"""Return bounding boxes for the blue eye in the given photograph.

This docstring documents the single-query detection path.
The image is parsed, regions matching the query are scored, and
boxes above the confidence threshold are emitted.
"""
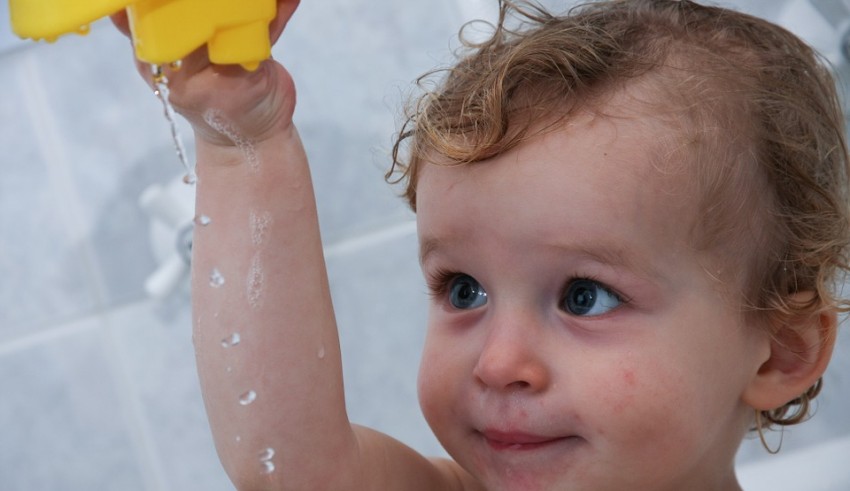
[448,274,488,309]
[562,279,621,316]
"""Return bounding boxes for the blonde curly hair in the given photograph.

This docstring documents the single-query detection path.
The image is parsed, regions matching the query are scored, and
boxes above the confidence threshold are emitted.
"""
[388,0,850,434]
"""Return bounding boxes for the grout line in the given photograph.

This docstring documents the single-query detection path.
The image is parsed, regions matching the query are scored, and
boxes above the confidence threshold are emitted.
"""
[17,51,90,246]
[17,52,170,491]
[16,49,112,312]
[0,297,149,356]
[0,317,100,357]
[100,305,171,491]
[323,220,417,259]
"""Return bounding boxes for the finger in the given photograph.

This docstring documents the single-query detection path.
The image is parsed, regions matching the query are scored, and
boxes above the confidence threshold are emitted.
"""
[269,0,301,45]
[110,10,131,37]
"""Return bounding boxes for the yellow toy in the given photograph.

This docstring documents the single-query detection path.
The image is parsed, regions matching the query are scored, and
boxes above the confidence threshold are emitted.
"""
[8,0,276,71]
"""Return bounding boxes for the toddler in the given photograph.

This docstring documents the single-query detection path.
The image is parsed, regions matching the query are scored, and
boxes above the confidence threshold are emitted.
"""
[114,0,850,489]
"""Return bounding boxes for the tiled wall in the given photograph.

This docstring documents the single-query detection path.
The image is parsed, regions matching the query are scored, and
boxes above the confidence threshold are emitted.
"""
[1,0,849,490]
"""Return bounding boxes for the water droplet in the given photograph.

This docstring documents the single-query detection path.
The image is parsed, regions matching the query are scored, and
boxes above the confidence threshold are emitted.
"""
[259,447,275,461]
[221,333,241,348]
[183,172,197,185]
[169,59,183,71]
[235,435,242,443]
[226,366,233,373]
[151,64,167,85]
[203,110,260,171]
[210,268,225,287]
[317,345,326,359]
[259,447,276,474]
[239,390,257,405]
[195,214,211,226]
[77,24,90,35]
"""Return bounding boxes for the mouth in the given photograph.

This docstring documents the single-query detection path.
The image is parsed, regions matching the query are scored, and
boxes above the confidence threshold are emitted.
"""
[480,429,577,451]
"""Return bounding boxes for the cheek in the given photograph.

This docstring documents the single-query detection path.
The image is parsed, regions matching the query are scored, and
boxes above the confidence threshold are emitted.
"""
[604,368,638,416]
[590,360,700,444]
[416,352,441,419]
[417,333,461,428]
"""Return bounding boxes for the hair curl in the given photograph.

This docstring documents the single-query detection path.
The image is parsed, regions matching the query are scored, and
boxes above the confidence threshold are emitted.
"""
[388,0,850,435]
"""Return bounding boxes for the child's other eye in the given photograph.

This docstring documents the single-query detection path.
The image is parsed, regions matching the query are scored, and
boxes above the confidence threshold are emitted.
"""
[561,279,622,316]
[448,274,488,310]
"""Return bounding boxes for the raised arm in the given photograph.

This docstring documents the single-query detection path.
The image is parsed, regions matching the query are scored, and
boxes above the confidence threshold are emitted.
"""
[113,3,477,490]
[189,69,354,490]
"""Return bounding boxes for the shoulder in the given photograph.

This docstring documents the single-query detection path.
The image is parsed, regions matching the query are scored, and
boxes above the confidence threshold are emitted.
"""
[352,425,485,491]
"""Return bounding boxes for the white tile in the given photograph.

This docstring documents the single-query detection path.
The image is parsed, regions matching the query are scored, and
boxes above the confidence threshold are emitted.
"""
[0,318,147,491]
[25,21,194,306]
[0,48,99,339]
[281,0,460,243]
[326,227,446,457]
[108,300,233,491]
[738,434,850,491]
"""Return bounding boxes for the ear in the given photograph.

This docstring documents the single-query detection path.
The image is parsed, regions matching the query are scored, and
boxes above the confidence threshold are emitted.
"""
[742,293,838,412]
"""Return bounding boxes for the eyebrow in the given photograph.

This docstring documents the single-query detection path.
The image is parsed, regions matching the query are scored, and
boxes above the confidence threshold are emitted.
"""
[419,236,658,277]
[418,237,442,266]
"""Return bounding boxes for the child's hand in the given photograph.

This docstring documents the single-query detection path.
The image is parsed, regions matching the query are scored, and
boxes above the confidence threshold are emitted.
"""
[110,0,300,149]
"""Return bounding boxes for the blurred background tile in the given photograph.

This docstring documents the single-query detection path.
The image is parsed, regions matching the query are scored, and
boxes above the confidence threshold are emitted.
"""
[0,317,148,491]
[109,300,233,490]
[326,225,445,457]
[0,48,100,341]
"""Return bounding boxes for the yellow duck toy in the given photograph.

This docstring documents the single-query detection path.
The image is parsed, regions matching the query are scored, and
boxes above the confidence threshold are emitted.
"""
[9,0,276,70]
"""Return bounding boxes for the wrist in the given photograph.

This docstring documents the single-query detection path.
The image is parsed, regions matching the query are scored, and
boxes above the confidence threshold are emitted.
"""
[194,121,301,172]
[184,60,298,154]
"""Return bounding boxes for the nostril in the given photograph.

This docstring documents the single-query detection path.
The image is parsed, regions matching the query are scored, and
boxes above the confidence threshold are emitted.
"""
[508,381,531,390]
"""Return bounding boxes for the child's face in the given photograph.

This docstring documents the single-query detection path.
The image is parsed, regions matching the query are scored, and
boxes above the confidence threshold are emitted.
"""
[414,109,768,490]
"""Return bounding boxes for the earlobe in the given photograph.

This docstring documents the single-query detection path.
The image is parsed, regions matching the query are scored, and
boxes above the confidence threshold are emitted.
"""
[742,296,837,412]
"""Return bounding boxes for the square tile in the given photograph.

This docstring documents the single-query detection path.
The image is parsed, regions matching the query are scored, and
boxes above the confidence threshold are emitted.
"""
[279,0,461,243]
[0,318,147,491]
[109,299,233,491]
[0,48,99,339]
[325,226,446,456]
[30,21,192,306]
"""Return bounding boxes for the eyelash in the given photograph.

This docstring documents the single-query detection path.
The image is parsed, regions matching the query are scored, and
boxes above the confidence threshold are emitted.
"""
[564,274,627,298]
[425,268,459,299]
[425,269,630,307]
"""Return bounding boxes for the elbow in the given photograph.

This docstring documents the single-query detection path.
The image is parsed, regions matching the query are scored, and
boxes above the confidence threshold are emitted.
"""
[226,463,354,491]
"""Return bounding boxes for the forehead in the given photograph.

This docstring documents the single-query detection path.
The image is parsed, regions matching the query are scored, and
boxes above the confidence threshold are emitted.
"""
[417,109,695,219]
[416,110,698,256]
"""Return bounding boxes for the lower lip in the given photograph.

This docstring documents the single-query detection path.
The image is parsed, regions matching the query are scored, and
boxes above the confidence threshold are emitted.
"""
[483,435,571,452]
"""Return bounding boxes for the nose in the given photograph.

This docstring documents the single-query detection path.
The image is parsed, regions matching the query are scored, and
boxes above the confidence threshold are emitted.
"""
[472,310,550,392]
